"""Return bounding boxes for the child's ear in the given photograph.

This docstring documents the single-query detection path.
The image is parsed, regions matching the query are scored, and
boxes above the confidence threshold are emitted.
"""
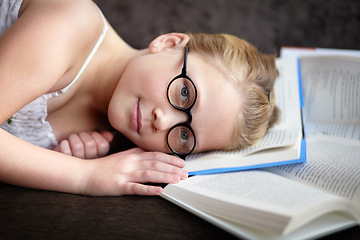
[149,33,190,53]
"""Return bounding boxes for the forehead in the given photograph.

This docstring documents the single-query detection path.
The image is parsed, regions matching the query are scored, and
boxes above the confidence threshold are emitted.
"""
[188,53,240,152]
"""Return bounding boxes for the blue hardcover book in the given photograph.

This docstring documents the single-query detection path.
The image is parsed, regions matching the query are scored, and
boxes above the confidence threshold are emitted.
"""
[185,57,306,175]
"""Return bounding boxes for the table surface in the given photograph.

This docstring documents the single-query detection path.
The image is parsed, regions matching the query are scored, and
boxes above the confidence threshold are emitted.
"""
[0,182,359,240]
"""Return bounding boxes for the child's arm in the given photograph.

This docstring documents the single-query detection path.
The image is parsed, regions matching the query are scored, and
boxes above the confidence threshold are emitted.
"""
[0,129,186,196]
[0,0,187,196]
[53,131,114,159]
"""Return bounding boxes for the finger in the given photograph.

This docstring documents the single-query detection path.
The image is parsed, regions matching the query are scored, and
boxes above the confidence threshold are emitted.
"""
[122,182,163,196]
[100,131,114,142]
[90,132,111,157]
[138,160,188,179]
[78,132,98,159]
[129,169,183,184]
[140,152,186,168]
[68,134,85,158]
[116,147,145,156]
[59,140,72,156]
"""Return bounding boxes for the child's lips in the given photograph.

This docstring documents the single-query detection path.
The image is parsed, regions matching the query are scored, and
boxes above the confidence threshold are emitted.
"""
[131,99,142,133]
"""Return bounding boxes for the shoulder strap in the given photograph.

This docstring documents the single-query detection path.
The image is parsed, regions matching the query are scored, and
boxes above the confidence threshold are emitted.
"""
[45,5,108,99]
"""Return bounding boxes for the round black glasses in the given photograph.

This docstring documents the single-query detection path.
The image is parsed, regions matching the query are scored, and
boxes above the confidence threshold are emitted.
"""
[166,46,197,160]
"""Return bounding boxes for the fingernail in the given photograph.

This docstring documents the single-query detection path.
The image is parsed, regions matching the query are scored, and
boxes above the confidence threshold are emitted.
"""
[154,187,163,195]
[181,171,188,180]
[172,175,180,183]
[178,159,186,167]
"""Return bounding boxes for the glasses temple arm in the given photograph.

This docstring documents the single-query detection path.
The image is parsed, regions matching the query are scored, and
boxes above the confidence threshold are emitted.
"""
[181,46,189,74]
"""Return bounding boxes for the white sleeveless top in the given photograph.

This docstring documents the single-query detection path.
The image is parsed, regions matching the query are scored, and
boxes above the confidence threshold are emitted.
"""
[0,0,108,149]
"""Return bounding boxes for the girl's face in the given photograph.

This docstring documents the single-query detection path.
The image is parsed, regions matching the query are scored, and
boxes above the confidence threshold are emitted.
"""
[108,48,240,154]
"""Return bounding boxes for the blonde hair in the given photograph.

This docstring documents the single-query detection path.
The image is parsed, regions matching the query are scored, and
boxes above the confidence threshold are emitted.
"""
[187,33,279,151]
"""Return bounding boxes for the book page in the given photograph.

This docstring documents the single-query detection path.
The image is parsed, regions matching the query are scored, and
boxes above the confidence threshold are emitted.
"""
[187,170,332,209]
[184,135,302,173]
[305,121,360,140]
[187,57,302,161]
[168,200,358,240]
[267,135,360,217]
[163,169,346,234]
[300,56,360,124]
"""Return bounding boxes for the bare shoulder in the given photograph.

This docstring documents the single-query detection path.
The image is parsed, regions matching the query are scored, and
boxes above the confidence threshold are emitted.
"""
[20,0,101,21]
[21,0,106,86]
[20,0,104,47]
[0,0,105,123]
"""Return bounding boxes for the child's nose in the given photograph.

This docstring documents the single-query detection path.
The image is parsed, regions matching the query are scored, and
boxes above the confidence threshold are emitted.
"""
[152,107,188,132]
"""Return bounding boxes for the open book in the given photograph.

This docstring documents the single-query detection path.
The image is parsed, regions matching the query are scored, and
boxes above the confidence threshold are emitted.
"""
[186,57,306,175]
[162,50,360,239]
[162,135,360,239]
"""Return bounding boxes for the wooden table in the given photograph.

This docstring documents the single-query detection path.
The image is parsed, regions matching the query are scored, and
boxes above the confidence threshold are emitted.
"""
[0,183,359,240]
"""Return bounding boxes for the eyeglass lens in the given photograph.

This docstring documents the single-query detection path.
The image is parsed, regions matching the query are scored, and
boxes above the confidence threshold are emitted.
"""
[167,77,196,110]
[167,125,195,154]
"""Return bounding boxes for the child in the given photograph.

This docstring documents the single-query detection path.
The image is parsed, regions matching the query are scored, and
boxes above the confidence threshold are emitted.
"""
[0,0,278,196]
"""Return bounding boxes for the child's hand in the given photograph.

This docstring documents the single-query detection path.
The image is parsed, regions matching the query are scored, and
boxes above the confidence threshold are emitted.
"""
[53,131,114,159]
[80,148,188,196]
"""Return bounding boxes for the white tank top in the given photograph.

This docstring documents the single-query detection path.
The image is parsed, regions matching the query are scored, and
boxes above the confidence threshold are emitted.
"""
[0,0,109,149]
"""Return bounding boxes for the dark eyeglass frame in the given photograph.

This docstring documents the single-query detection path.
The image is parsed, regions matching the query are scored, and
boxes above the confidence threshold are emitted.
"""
[166,46,197,160]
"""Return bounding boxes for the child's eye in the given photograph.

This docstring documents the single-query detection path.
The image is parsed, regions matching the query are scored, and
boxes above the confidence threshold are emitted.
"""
[180,84,189,102]
[180,128,188,141]
[181,85,188,98]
